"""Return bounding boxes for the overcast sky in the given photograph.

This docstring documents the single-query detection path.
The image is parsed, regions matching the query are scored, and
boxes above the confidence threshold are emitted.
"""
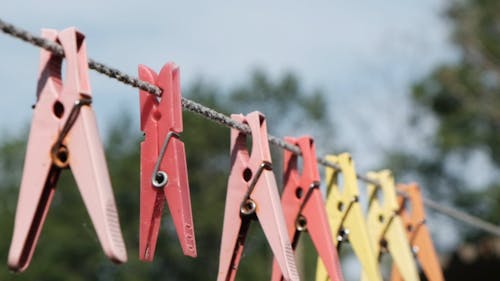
[1,0,457,165]
[1,0,467,261]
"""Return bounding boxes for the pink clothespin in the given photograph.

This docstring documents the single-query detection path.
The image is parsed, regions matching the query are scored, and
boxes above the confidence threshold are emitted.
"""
[217,112,300,281]
[271,136,344,281]
[138,63,196,261]
[8,28,127,272]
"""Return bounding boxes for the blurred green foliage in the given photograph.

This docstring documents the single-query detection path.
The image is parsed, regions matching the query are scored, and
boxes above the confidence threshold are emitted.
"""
[0,69,331,280]
[385,0,500,239]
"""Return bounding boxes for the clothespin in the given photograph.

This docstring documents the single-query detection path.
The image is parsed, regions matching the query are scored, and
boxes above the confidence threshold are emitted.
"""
[271,137,343,281]
[8,28,127,272]
[217,112,300,281]
[390,183,444,281]
[316,154,383,281]
[361,170,420,281]
[138,63,196,261]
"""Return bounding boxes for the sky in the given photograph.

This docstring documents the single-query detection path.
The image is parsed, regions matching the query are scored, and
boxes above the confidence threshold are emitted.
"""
[0,0,457,168]
[0,0,467,271]
[0,0,456,160]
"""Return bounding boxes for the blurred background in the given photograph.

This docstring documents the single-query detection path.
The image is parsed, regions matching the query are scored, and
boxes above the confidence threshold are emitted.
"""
[0,0,499,280]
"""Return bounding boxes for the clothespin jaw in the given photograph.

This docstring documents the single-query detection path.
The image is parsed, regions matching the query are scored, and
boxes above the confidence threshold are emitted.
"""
[138,63,196,261]
[217,112,299,281]
[361,171,420,281]
[271,137,343,281]
[8,28,127,272]
[390,183,444,281]
[316,154,382,281]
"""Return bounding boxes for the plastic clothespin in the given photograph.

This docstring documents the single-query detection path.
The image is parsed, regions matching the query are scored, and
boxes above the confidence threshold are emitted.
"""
[138,63,196,261]
[316,154,383,281]
[390,183,444,281]
[8,28,127,272]
[271,137,344,281]
[361,170,420,281]
[217,112,300,281]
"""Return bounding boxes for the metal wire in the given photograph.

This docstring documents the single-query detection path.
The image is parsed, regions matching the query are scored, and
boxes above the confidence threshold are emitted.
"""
[422,197,500,236]
[1,18,499,237]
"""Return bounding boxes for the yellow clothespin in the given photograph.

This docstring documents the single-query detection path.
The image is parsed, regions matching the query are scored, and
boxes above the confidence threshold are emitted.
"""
[316,154,383,281]
[390,183,444,281]
[361,170,420,281]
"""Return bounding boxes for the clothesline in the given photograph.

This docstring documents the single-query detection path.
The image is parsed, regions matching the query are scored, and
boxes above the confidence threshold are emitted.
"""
[1,18,499,237]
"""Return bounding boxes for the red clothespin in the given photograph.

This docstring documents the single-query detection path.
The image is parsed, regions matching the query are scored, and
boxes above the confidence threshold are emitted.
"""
[8,28,127,272]
[271,136,344,281]
[391,183,444,281]
[138,63,196,261]
[217,112,300,281]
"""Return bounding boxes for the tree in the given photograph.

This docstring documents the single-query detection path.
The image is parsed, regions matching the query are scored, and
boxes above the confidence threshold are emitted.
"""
[384,0,500,278]
[0,69,331,280]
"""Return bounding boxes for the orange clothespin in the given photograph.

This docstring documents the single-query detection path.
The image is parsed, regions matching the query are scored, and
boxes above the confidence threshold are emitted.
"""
[316,154,383,281]
[271,137,344,281]
[361,170,420,281]
[138,63,196,261]
[217,112,300,281]
[390,183,444,281]
[8,28,127,272]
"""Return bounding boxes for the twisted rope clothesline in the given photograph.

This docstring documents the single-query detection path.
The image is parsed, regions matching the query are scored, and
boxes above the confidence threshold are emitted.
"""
[1,18,499,237]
